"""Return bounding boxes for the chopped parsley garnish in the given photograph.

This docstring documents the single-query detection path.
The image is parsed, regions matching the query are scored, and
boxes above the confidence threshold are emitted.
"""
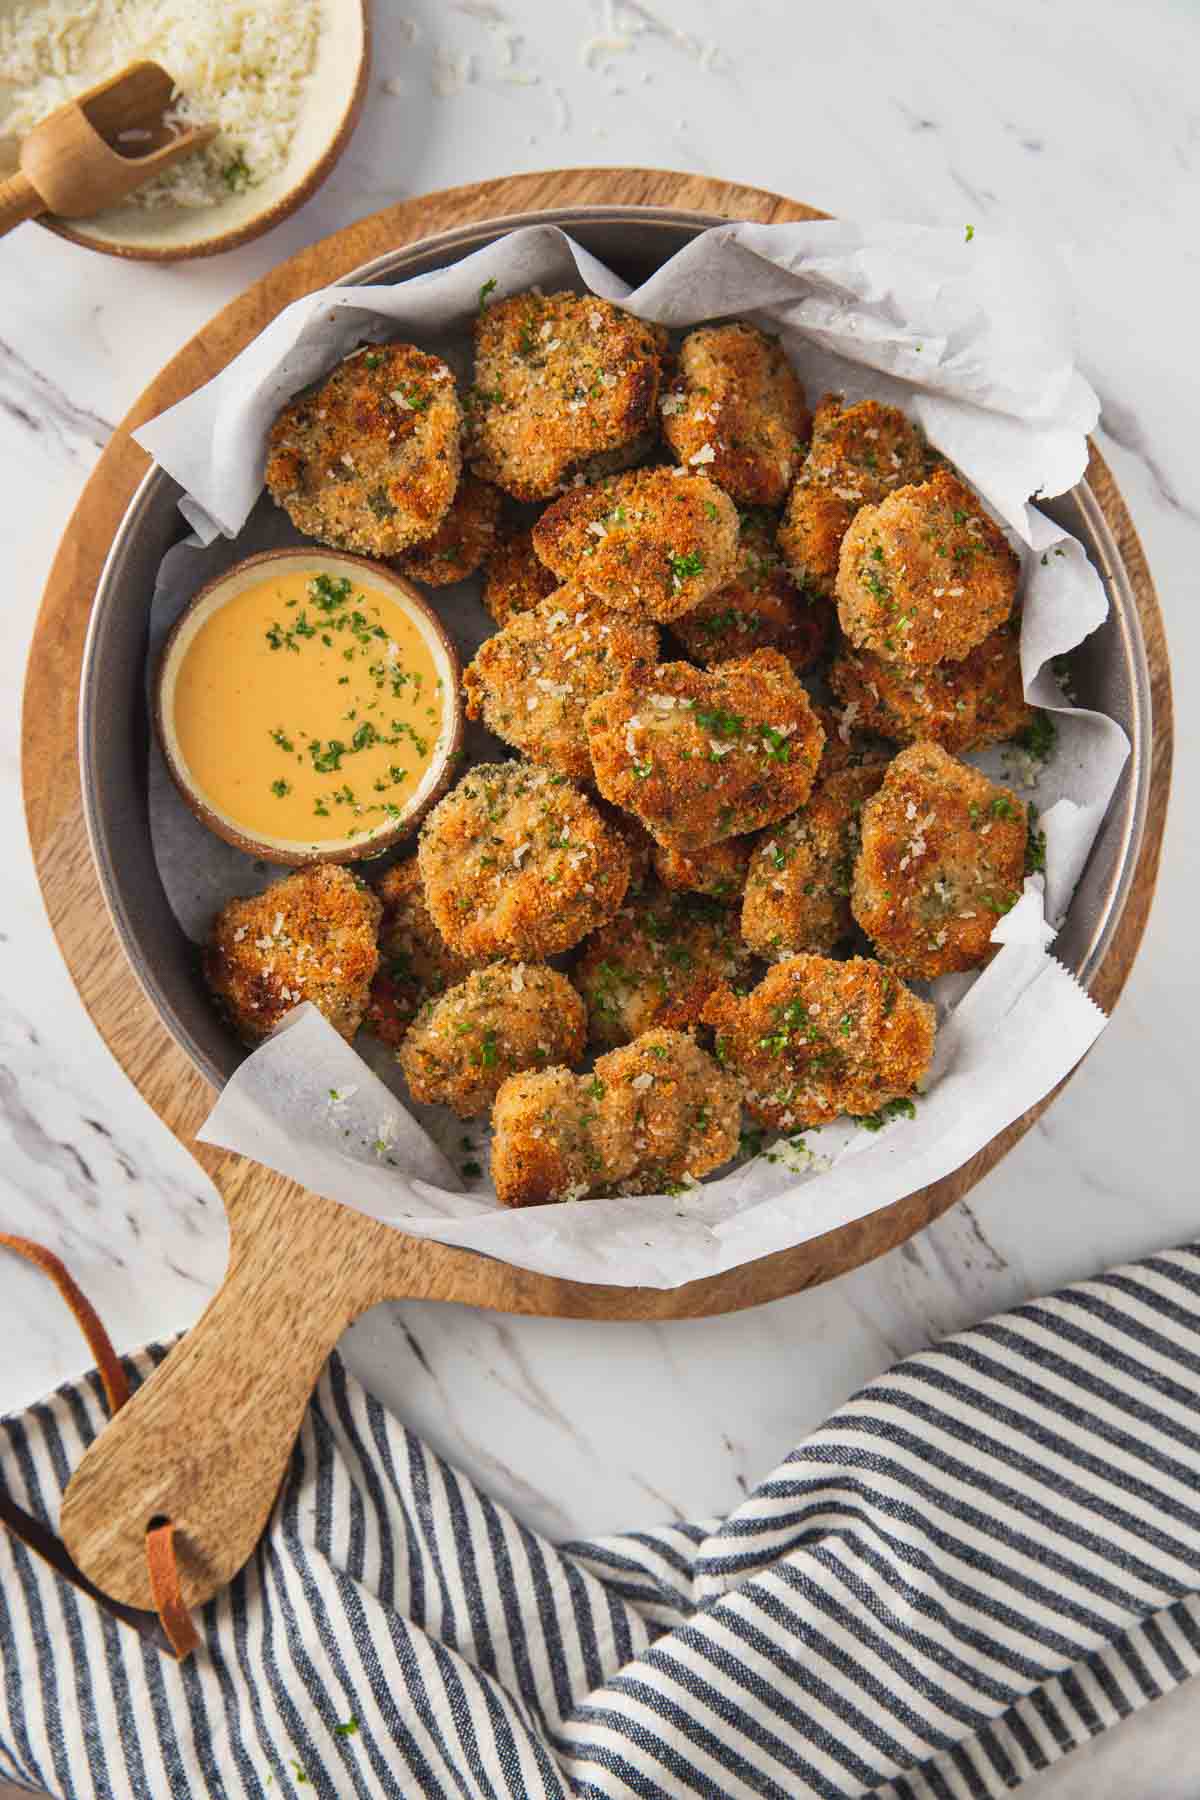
[270,779,291,798]
[859,1095,917,1132]
[462,1160,482,1178]
[1025,804,1047,874]
[477,1030,499,1068]
[1016,711,1057,761]
[668,550,706,588]
[964,223,975,242]
[478,277,497,310]
[270,728,294,752]
[222,151,251,193]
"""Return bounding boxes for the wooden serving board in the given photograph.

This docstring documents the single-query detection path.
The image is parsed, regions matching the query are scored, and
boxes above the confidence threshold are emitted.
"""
[21,169,1173,1615]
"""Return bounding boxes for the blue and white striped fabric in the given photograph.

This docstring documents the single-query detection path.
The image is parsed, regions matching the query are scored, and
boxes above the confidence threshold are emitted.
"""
[5,1246,1200,1798]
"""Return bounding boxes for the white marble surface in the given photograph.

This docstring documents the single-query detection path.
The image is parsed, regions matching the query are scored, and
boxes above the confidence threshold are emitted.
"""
[1,0,1199,1791]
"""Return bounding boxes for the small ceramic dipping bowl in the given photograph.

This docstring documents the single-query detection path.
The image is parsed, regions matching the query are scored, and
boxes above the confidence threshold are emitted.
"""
[155,547,463,867]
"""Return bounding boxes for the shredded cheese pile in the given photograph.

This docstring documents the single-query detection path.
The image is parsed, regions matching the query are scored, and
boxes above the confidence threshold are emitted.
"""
[0,0,320,209]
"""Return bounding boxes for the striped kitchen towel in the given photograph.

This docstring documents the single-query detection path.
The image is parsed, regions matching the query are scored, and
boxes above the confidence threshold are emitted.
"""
[4,1246,1200,1799]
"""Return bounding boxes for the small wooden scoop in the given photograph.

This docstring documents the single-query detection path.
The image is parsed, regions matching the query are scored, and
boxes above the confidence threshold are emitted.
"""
[0,60,216,237]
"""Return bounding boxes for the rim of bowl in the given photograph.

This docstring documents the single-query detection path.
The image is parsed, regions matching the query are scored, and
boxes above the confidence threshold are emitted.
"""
[153,546,463,866]
[35,0,370,263]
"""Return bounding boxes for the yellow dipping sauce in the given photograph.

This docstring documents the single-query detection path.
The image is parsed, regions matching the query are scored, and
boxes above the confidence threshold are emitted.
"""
[170,566,448,850]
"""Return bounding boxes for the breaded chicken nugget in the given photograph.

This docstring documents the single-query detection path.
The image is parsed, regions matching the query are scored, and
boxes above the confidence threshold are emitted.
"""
[265,343,462,556]
[585,650,825,852]
[595,799,656,895]
[652,835,754,900]
[659,322,811,506]
[468,291,666,500]
[397,474,502,586]
[418,761,630,959]
[741,762,887,959]
[481,524,560,626]
[363,857,478,1048]
[205,864,381,1047]
[532,467,739,623]
[778,399,927,601]
[852,742,1027,979]
[670,507,831,673]
[829,614,1032,754]
[462,586,659,780]
[806,396,928,501]
[575,885,754,1048]
[703,954,934,1131]
[837,468,1019,668]
[397,961,585,1117]
[490,1028,741,1206]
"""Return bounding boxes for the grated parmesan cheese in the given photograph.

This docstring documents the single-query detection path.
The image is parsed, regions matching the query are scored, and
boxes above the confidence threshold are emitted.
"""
[0,0,321,210]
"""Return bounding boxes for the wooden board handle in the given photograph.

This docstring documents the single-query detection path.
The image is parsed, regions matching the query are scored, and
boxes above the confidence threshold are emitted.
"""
[0,171,43,236]
[59,1184,382,1613]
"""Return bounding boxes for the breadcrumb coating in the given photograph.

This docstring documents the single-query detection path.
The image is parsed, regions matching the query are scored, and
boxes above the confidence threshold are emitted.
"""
[652,835,754,900]
[703,954,934,1130]
[670,507,830,673]
[397,474,502,586]
[742,762,888,959]
[265,343,462,555]
[584,649,825,852]
[463,586,659,780]
[363,857,478,1048]
[205,864,381,1047]
[418,761,630,959]
[398,961,585,1117]
[532,467,739,623]
[829,615,1033,754]
[490,1028,740,1206]
[468,291,666,500]
[575,884,754,1048]
[481,524,559,626]
[778,398,927,600]
[852,742,1027,978]
[659,321,811,506]
[836,468,1019,668]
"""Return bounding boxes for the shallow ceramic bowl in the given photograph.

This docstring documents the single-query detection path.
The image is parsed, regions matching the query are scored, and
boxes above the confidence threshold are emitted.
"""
[154,547,463,866]
[0,0,368,261]
[79,206,1153,1090]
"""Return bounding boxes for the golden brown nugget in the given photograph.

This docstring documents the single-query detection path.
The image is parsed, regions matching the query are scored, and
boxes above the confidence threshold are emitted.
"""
[397,474,502,586]
[652,835,754,900]
[205,864,381,1047]
[574,885,754,1049]
[490,1028,741,1206]
[481,524,560,626]
[703,954,934,1131]
[468,291,666,500]
[462,587,659,780]
[398,962,585,1118]
[778,399,927,601]
[532,467,739,623]
[418,761,630,959]
[363,857,479,1048]
[265,343,462,556]
[836,467,1019,668]
[829,615,1033,754]
[584,649,825,852]
[659,321,811,506]
[852,742,1027,979]
[806,396,927,501]
[742,762,887,959]
[670,508,831,673]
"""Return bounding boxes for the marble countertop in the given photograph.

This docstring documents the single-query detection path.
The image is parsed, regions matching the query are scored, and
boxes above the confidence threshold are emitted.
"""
[2,0,1198,1790]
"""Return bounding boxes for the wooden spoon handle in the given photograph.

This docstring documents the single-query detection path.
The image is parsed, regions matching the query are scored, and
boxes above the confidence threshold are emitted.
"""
[0,171,43,236]
[59,1185,377,1614]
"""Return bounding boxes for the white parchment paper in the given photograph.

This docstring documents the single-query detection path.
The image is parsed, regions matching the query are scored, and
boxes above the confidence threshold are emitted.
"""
[135,219,1128,1287]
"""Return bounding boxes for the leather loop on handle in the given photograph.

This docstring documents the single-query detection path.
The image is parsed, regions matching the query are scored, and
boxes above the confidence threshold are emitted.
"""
[0,171,43,236]
[0,1234,197,1656]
